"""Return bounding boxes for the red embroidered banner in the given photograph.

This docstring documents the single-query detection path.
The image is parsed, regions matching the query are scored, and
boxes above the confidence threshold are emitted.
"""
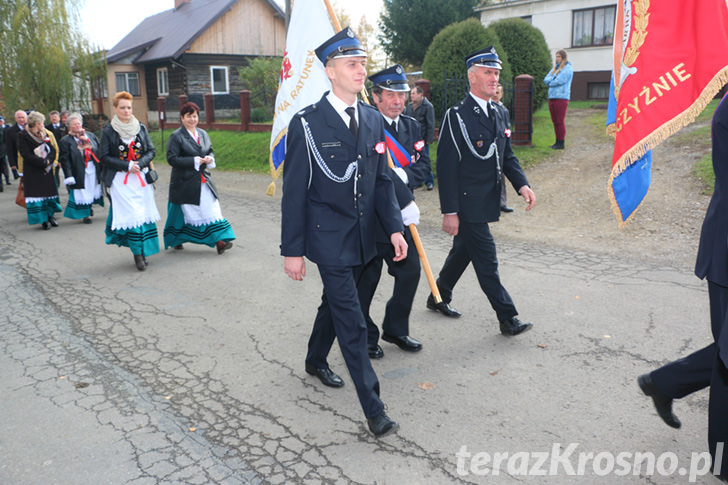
[608,0,728,224]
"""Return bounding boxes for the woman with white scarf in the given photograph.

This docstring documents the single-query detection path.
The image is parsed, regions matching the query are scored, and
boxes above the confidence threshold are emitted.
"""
[100,91,161,271]
[17,111,62,230]
[59,113,104,224]
[163,101,235,254]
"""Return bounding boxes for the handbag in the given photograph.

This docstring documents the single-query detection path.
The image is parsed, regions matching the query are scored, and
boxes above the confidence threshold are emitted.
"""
[15,178,26,208]
[145,162,158,184]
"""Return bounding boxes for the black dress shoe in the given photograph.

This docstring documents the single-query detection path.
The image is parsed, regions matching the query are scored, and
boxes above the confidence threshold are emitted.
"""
[382,334,422,352]
[426,294,462,318]
[134,254,146,271]
[367,413,399,437]
[41,221,50,230]
[174,244,184,250]
[217,240,233,255]
[48,216,58,227]
[305,363,344,388]
[368,344,384,359]
[500,205,514,213]
[499,317,533,336]
[638,374,681,428]
[83,217,92,224]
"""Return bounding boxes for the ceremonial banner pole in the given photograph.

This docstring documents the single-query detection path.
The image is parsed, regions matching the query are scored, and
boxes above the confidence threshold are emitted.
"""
[392,154,443,305]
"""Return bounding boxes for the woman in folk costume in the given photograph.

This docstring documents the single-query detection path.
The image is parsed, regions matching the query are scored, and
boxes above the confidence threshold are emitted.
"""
[59,113,104,224]
[17,111,62,230]
[163,102,235,254]
[100,91,161,271]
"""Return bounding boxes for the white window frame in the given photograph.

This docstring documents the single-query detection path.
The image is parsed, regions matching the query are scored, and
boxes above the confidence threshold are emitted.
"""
[157,67,169,96]
[210,65,229,95]
[115,72,141,96]
[572,5,616,48]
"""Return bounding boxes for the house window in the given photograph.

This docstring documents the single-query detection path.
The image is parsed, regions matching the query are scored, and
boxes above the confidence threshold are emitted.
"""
[157,67,169,96]
[588,82,610,99]
[210,66,229,94]
[115,72,141,96]
[572,6,616,47]
[92,76,108,100]
[520,15,532,24]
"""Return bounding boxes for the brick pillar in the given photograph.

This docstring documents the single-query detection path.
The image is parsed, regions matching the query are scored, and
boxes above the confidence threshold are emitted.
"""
[240,90,251,131]
[157,97,167,129]
[512,74,534,146]
[414,78,431,100]
[178,94,188,114]
[204,93,215,126]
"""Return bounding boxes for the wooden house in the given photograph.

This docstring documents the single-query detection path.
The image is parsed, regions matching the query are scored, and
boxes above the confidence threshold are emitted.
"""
[94,0,286,125]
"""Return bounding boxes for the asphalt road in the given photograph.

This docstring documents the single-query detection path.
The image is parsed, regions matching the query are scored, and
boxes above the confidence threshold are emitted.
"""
[0,165,722,484]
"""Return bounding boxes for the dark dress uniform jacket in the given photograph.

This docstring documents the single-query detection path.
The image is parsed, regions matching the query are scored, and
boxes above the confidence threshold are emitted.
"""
[281,93,403,267]
[437,94,528,222]
[99,124,155,188]
[0,124,6,159]
[375,115,431,242]
[6,124,22,168]
[59,132,101,189]
[166,127,218,205]
[17,130,57,198]
[695,95,728,361]
[46,123,66,146]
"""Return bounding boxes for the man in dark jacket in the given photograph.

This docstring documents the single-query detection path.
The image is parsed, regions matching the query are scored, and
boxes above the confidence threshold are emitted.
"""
[358,64,430,359]
[6,109,27,178]
[46,111,65,187]
[405,86,435,189]
[280,28,407,438]
[638,94,728,480]
[430,46,536,337]
[0,116,7,190]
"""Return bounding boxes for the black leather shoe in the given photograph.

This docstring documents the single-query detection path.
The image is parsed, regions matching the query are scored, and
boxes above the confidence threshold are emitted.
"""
[174,244,184,250]
[368,344,384,359]
[48,216,58,227]
[499,317,533,336]
[134,254,146,271]
[426,294,461,318]
[41,221,50,230]
[367,413,399,437]
[217,240,233,255]
[83,217,92,224]
[500,205,514,213]
[382,334,422,352]
[305,363,344,388]
[638,374,681,429]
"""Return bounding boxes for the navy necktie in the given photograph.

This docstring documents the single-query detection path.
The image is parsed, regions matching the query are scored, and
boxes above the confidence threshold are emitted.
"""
[345,106,358,141]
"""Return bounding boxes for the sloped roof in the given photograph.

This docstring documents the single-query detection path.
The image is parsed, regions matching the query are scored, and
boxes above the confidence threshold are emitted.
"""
[107,0,285,64]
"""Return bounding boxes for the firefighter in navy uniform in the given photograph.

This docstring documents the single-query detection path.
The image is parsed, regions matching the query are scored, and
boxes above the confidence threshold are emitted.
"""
[280,28,407,437]
[358,64,431,359]
[429,46,537,337]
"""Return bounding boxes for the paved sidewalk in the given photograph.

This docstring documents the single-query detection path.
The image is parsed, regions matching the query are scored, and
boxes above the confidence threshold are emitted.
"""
[0,168,721,484]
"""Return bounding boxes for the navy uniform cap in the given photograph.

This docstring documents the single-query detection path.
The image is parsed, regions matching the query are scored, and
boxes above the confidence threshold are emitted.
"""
[315,27,367,66]
[368,64,410,92]
[465,46,502,70]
